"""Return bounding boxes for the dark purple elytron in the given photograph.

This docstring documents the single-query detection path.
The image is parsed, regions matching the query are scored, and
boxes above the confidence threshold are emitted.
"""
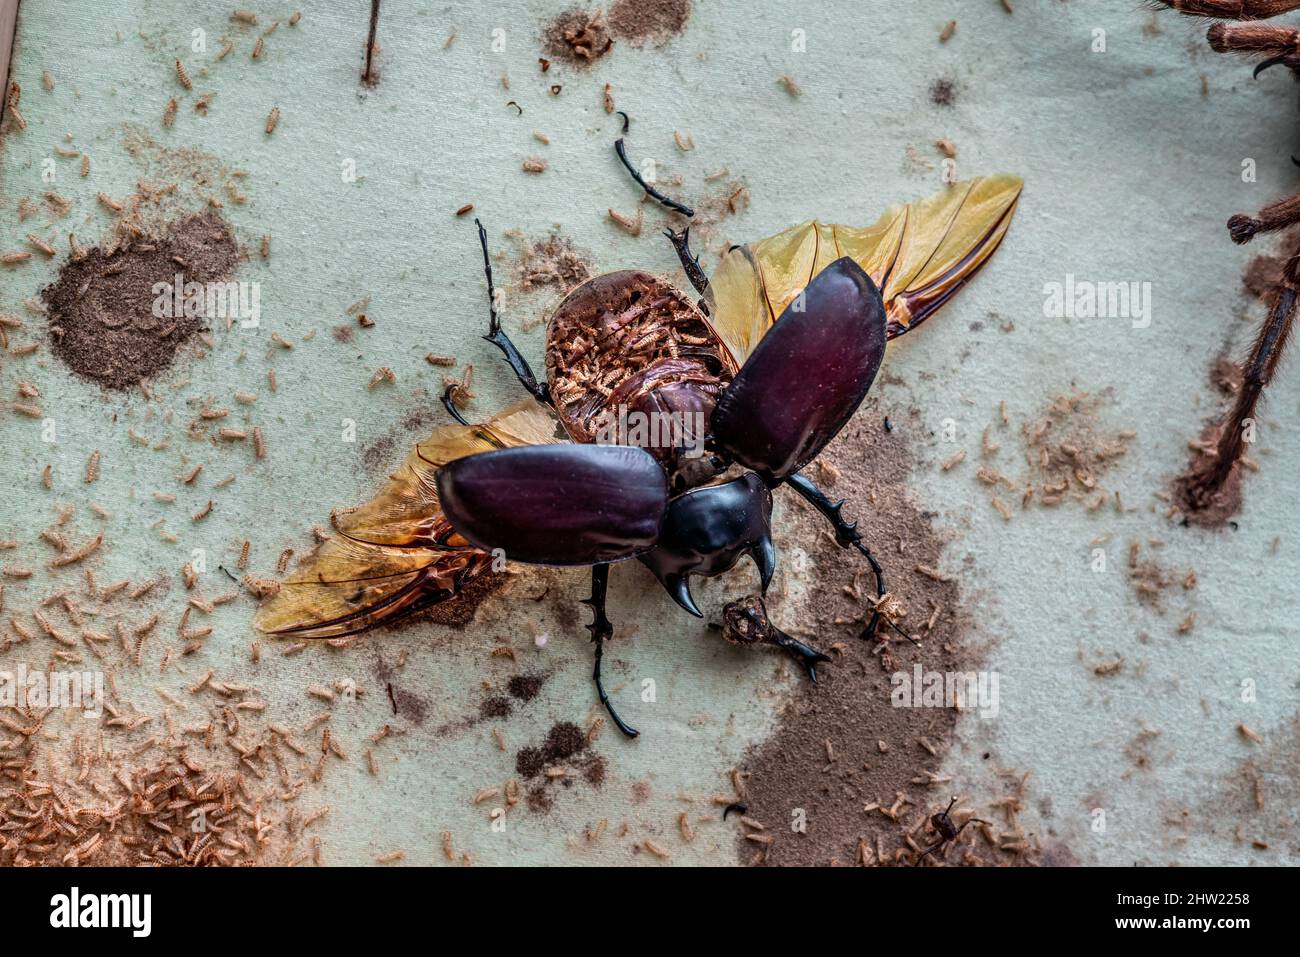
[434,246,907,737]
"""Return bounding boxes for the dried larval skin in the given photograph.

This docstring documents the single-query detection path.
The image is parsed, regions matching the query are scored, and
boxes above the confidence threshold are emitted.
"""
[545,271,738,474]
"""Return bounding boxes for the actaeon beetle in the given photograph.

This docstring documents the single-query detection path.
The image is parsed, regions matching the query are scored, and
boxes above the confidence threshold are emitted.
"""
[257,154,1022,738]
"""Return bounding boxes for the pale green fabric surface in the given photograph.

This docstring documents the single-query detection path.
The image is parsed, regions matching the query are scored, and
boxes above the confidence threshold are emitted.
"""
[1,0,1295,864]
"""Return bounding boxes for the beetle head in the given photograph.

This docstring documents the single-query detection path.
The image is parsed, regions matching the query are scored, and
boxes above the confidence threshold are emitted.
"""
[637,472,775,617]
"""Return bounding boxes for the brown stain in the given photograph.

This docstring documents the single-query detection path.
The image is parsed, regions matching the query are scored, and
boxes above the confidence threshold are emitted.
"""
[731,409,1036,866]
[1241,252,1286,303]
[390,686,429,725]
[607,0,691,47]
[1215,714,1299,856]
[929,78,957,107]
[1174,421,1244,529]
[507,673,547,701]
[358,397,436,477]
[515,230,592,295]
[44,211,240,390]
[514,721,605,813]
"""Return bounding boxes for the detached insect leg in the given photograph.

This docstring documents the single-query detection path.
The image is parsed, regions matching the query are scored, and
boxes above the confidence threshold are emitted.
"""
[472,219,551,405]
[1184,250,1299,505]
[785,471,918,648]
[719,595,831,683]
[613,111,695,217]
[583,563,639,739]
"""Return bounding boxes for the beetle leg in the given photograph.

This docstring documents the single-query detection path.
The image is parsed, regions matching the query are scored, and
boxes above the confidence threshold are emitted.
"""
[663,226,710,301]
[613,111,695,217]
[473,219,551,405]
[912,837,949,866]
[582,563,639,739]
[785,471,919,648]
[1181,248,1299,507]
[720,595,831,682]
[765,624,833,683]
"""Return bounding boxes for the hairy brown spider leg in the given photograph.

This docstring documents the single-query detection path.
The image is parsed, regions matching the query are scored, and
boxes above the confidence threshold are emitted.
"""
[473,219,551,405]
[614,111,695,217]
[1209,21,1300,56]
[582,563,639,739]
[1156,1,1300,20]
[785,472,919,647]
[1186,252,1299,503]
[1229,192,1300,245]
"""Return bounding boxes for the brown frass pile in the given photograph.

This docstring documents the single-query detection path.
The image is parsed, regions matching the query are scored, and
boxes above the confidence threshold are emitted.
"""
[43,211,241,390]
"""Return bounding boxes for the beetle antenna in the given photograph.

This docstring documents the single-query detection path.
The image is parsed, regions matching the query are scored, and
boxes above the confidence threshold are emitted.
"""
[613,111,695,218]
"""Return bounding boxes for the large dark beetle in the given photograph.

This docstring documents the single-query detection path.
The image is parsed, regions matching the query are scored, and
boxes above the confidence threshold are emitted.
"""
[259,154,1021,738]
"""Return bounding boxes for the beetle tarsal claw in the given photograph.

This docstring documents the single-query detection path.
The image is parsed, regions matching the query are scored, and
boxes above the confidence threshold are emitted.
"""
[1254,54,1291,78]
